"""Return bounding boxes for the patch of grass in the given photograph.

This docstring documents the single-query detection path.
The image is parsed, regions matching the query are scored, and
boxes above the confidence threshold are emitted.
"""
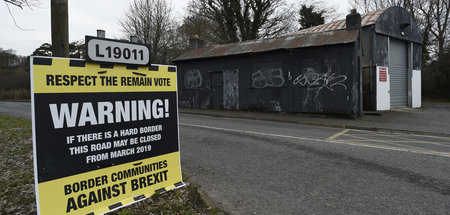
[110,179,223,215]
[0,114,35,214]
[0,113,32,128]
[0,114,223,215]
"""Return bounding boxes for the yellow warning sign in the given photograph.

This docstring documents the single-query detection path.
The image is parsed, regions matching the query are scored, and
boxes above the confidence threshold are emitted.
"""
[31,57,183,215]
[33,58,176,93]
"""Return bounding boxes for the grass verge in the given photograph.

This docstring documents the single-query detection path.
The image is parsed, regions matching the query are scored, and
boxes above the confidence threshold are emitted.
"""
[0,114,35,214]
[0,114,222,215]
[110,179,223,215]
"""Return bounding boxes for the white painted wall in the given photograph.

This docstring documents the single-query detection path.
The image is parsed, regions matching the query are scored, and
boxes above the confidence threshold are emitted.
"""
[376,66,390,110]
[412,70,422,108]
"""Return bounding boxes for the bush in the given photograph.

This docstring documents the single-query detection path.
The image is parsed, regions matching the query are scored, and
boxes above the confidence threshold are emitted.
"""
[0,65,30,100]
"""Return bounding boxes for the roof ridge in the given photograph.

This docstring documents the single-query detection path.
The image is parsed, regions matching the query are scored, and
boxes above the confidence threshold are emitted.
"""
[174,30,358,62]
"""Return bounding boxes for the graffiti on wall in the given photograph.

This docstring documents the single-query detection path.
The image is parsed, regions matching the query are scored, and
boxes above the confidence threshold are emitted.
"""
[270,100,281,112]
[251,68,285,88]
[184,68,202,88]
[292,67,347,92]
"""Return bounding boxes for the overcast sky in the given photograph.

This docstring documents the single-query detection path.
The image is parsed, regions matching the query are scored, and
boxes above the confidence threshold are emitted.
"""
[0,0,351,56]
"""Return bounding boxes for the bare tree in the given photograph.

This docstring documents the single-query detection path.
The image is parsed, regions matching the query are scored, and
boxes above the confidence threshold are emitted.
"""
[416,0,450,92]
[188,0,295,43]
[179,13,220,46]
[349,0,405,13]
[119,0,180,64]
[416,0,450,60]
[0,48,26,67]
[4,0,69,57]
[3,0,40,31]
[3,0,39,9]
[184,1,236,43]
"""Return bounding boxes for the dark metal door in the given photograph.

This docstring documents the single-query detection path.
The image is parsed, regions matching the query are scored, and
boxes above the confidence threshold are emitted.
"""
[223,70,239,110]
[210,71,223,108]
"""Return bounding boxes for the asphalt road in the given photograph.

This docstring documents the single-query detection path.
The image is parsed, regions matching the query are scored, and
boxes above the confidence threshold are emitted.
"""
[1,101,449,214]
[0,101,31,119]
[179,114,450,214]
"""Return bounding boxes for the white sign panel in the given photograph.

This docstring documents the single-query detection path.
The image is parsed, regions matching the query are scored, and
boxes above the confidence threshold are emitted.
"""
[376,66,390,111]
[86,36,151,66]
[412,70,421,108]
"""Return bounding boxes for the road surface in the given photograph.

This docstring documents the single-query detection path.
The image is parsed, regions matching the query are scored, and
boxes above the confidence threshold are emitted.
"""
[1,101,449,214]
[0,101,31,119]
[179,114,450,214]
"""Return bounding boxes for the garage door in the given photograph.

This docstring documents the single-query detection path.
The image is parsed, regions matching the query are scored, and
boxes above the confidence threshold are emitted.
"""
[389,38,408,108]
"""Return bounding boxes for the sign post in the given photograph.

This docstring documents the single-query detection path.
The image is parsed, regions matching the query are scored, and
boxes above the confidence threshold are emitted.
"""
[31,38,182,215]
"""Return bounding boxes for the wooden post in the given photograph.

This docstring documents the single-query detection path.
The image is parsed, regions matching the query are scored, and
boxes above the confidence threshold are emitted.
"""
[51,0,69,57]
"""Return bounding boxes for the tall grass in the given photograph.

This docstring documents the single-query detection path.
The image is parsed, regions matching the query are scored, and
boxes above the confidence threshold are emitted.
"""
[0,89,30,100]
[0,66,30,100]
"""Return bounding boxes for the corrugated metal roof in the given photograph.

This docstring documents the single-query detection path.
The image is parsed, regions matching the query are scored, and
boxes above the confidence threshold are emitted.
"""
[174,8,389,62]
[287,8,388,36]
[174,30,358,61]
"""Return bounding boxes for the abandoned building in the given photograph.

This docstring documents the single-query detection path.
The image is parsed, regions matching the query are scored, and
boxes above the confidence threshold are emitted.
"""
[173,7,422,116]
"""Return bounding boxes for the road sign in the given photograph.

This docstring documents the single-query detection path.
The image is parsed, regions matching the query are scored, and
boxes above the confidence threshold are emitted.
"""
[379,67,387,82]
[86,36,151,66]
[30,56,183,215]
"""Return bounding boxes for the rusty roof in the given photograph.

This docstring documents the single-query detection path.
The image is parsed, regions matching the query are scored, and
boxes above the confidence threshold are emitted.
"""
[174,30,358,61]
[174,8,389,62]
[287,8,388,36]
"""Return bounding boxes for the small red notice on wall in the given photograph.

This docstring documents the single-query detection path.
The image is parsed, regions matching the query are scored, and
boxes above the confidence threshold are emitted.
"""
[379,67,387,82]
